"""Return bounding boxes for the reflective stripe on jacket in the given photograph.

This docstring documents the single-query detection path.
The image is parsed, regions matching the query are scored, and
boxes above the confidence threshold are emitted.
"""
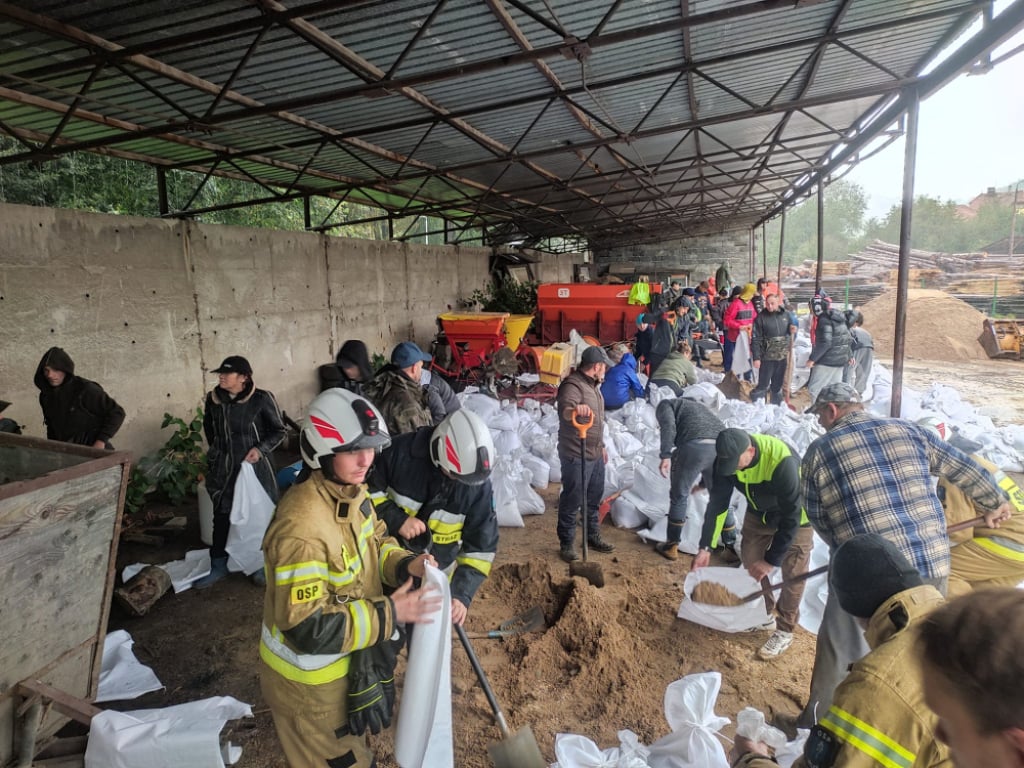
[368,426,498,608]
[815,585,950,768]
[260,472,413,686]
[941,454,1022,555]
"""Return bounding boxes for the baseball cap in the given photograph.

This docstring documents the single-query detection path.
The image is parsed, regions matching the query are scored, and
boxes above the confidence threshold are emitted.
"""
[808,382,862,414]
[212,355,253,375]
[715,428,751,476]
[391,341,431,368]
[580,345,613,367]
[830,534,923,619]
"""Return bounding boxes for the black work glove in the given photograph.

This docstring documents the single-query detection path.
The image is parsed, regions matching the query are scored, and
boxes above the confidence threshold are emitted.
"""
[346,638,400,736]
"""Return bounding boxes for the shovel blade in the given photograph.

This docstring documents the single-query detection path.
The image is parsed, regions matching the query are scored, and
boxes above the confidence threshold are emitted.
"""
[488,726,547,768]
[569,560,605,588]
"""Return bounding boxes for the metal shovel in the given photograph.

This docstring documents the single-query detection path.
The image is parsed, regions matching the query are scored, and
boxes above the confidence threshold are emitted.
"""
[568,411,605,588]
[466,606,546,639]
[455,624,547,768]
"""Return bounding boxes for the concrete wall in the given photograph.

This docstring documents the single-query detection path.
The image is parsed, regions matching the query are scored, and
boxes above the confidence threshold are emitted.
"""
[0,202,495,458]
[594,227,754,288]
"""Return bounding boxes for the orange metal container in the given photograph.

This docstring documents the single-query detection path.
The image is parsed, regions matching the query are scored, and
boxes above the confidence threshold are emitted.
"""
[535,283,661,345]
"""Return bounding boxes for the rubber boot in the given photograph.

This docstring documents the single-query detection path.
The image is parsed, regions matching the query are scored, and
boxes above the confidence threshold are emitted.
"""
[195,556,229,590]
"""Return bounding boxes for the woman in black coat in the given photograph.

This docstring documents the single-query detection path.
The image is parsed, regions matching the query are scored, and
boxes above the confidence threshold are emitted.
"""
[196,355,285,589]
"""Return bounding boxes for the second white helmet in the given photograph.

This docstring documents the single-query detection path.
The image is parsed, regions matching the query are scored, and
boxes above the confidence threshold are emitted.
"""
[430,409,494,485]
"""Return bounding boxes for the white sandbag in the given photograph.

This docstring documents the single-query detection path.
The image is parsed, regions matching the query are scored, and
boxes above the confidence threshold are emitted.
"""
[460,393,501,423]
[648,384,677,407]
[548,454,563,483]
[516,474,546,516]
[676,567,771,633]
[553,734,621,767]
[731,332,752,377]
[611,495,646,529]
[678,492,710,555]
[680,382,725,410]
[520,452,550,490]
[395,564,453,767]
[225,463,275,576]
[647,672,730,768]
[797,532,832,635]
[492,428,522,456]
[625,461,670,521]
[86,697,252,768]
[492,462,524,527]
[612,429,644,459]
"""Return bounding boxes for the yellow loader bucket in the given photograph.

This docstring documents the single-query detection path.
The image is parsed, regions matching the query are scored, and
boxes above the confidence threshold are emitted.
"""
[503,314,534,352]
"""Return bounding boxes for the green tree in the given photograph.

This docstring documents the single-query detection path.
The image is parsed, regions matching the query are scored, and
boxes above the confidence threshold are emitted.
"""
[759,179,869,268]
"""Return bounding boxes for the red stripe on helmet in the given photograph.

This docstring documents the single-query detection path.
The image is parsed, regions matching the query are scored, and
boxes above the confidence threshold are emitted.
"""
[310,414,345,444]
[444,435,461,472]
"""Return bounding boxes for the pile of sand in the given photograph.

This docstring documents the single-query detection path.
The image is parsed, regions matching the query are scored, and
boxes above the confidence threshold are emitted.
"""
[861,288,988,362]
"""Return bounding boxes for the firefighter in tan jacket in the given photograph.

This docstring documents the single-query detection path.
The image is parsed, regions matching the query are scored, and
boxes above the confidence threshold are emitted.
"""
[260,388,441,768]
[733,534,950,768]
[939,454,1023,595]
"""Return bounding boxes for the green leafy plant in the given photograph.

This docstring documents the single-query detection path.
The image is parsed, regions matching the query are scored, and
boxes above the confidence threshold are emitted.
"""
[469,276,538,316]
[125,408,207,515]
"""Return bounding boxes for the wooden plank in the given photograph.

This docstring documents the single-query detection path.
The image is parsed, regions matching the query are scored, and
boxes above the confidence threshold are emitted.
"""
[0,449,126,765]
[0,433,131,502]
[15,681,101,725]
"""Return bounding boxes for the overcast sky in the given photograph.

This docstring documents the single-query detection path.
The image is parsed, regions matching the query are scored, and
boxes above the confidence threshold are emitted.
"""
[845,22,1024,218]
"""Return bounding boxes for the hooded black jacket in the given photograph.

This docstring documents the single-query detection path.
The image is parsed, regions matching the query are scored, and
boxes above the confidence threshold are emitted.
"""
[368,426,498,608]
[203,379,285,509]
[34,347,125,447]
[810,308,854,367]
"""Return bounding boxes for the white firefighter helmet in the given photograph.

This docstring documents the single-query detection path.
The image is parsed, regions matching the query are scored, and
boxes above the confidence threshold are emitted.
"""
[300,388,391,470]
[917,415,948,442]
[430,409,494,485]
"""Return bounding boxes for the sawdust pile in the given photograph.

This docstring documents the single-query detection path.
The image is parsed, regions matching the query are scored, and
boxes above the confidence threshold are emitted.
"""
[691,581,744,606]
[861,288,987,362]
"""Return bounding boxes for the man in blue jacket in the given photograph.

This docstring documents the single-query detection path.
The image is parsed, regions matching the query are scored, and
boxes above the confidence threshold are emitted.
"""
[601,344,644,410]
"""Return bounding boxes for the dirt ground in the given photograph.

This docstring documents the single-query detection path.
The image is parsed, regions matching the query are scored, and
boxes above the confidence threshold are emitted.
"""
[104,355,1024,768]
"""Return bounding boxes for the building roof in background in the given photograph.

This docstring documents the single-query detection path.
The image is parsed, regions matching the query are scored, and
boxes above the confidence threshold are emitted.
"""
[1,1,1022,248]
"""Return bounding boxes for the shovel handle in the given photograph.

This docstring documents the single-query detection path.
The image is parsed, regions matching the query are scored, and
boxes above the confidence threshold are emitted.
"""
[455,624,511,739]
[947,514,986,534]
[571,410,594,439]
[740,515,987,604]
[740,564,829,603]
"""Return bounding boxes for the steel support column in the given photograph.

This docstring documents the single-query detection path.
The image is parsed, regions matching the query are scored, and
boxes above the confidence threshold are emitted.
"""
[777,211,785,287]
[815,178,824,294]
[156,166,168,215]
[761,225,767,279]
[891,88,920,418]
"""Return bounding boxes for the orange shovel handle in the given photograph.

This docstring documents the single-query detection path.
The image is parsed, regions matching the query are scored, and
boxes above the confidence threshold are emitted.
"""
[571,410,594,439]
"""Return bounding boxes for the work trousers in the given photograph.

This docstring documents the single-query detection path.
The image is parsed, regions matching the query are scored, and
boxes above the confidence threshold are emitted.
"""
[948,540,1024,597]
[666,440,718,541]
[799,573,947,727]
[260,666,375,768]
[739,519,814,633]
[722,338,736,373]
[557,454,606,546]
[649,379,684,397]
[806,363,845,402]
[750,359,787,405]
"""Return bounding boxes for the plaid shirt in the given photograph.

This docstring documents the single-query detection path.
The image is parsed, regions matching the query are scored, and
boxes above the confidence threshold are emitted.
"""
[801,411,1006,579]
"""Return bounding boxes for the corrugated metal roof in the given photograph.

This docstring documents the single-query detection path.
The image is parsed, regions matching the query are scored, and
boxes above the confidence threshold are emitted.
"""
[1,0,1020,246]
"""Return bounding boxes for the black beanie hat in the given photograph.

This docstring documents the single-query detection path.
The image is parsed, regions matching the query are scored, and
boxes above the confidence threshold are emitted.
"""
[830,534,924,619]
